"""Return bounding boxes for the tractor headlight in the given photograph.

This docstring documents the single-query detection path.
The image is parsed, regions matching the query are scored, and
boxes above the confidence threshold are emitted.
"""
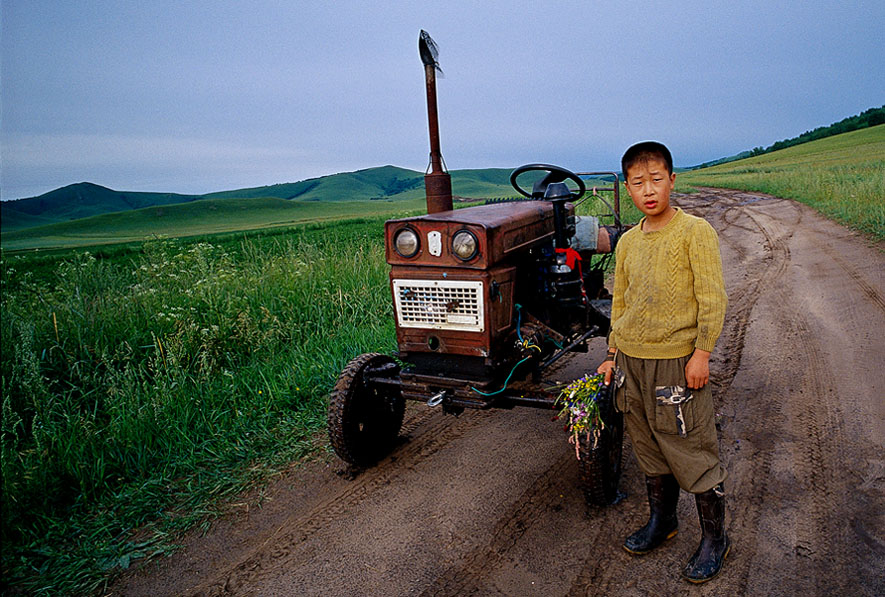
[451,229,478,261]
[394,228,420,258]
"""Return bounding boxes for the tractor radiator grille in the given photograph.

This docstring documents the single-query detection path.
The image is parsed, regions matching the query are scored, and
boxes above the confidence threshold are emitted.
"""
[392,279,484,332]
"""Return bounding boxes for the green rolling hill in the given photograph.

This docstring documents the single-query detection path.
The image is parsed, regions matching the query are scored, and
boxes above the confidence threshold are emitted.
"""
[202,165,427,201]
[0,195,434,251]
[0,165,526,250]
[1,182,202,231]
[1,166,519,240]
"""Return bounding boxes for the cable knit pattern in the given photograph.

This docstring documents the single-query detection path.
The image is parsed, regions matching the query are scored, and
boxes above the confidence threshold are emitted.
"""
[609,208,727,359]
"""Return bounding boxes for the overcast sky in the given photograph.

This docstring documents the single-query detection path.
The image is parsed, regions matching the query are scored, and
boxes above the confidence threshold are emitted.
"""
[2,0,883,200]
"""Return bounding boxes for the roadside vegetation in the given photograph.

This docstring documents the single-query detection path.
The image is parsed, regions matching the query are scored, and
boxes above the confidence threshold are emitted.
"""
[1,219,399,594]
[677,124,885,241]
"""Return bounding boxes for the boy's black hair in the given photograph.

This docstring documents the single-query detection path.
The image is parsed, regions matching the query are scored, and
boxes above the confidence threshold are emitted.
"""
[621,141,673,178]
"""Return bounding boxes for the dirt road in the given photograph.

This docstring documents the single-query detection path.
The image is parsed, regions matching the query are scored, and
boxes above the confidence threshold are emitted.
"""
[115,190,885,596]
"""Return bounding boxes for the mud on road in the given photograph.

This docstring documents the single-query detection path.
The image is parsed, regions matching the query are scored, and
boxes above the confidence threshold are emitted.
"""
[115,190,885,597]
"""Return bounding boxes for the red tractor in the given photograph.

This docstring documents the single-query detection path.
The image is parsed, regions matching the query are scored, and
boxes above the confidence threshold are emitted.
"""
[327,31,627,506]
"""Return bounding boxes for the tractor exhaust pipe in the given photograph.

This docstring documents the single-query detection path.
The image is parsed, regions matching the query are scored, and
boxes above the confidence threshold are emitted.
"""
[419,30,453,214]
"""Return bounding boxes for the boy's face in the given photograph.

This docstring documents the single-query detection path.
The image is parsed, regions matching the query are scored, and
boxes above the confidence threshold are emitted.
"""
[624,158,676,222]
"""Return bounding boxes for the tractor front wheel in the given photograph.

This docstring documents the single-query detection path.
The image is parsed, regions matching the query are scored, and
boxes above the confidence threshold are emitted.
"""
[576,382,624,506]
[328,353,405,467]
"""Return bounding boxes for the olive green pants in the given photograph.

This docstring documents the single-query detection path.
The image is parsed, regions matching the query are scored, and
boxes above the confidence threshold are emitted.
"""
[615,352,727,494]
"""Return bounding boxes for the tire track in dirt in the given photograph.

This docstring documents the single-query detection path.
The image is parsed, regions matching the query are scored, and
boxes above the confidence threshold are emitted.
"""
[189,407,497,596]
[725,370,783,596]
[713,199,800,595]
[733,277,853,596]
[709,192,864,595]
[818,241,885,313]
[417,452,575,596]
[564,508,638,597]
[565,554,610,597]
[769,219,865,591]
[782,294,846,591]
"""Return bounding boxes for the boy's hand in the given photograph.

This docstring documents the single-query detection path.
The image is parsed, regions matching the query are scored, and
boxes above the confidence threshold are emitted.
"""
[597,360,616,385]
[685,349,711,389]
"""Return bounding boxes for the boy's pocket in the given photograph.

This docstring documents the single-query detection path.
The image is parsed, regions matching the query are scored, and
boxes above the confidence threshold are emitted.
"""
[612,367,627,413]
[653,385,695,437]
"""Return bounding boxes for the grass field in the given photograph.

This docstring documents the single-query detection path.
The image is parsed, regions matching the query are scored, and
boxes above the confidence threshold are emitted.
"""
[1,219,398,594]
[1,196,427,251]
[677,124,885,241]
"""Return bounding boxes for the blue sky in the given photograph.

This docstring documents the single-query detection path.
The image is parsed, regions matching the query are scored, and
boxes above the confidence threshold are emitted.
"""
[2,0,883,200]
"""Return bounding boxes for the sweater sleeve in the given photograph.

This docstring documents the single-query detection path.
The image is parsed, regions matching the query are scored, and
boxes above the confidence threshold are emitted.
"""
[689,220,728,352]
[608,234,628,350]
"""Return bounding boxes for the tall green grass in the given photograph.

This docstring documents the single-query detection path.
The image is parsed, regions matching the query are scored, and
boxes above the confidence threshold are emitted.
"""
[677,125,885,241]
[1,219,396,594]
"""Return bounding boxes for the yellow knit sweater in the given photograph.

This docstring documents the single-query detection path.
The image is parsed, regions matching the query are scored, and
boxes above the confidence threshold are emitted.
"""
[609,208,727,359]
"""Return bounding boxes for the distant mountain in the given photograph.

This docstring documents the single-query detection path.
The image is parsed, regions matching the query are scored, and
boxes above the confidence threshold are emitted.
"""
[202,165,426,202]
[1,183,202,232]
[199,165,519,203]
[1,166,517,233]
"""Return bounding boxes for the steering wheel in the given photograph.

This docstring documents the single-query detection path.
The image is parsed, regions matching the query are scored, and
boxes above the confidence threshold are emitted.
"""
[509,163,586,200]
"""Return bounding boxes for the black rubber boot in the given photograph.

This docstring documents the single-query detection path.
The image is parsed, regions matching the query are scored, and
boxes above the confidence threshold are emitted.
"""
[682,483,731,583]
[623,474,680,555]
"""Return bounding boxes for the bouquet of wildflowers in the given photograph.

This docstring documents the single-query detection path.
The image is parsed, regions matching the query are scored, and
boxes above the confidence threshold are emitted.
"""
[555,373,607,459]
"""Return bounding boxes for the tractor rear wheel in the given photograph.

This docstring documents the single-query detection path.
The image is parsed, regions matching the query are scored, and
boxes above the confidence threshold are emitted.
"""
[576,382,624,506]
[328,353,404,467]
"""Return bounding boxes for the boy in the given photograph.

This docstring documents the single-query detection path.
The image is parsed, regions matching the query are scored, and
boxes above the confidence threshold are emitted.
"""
[597,141,730,583]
